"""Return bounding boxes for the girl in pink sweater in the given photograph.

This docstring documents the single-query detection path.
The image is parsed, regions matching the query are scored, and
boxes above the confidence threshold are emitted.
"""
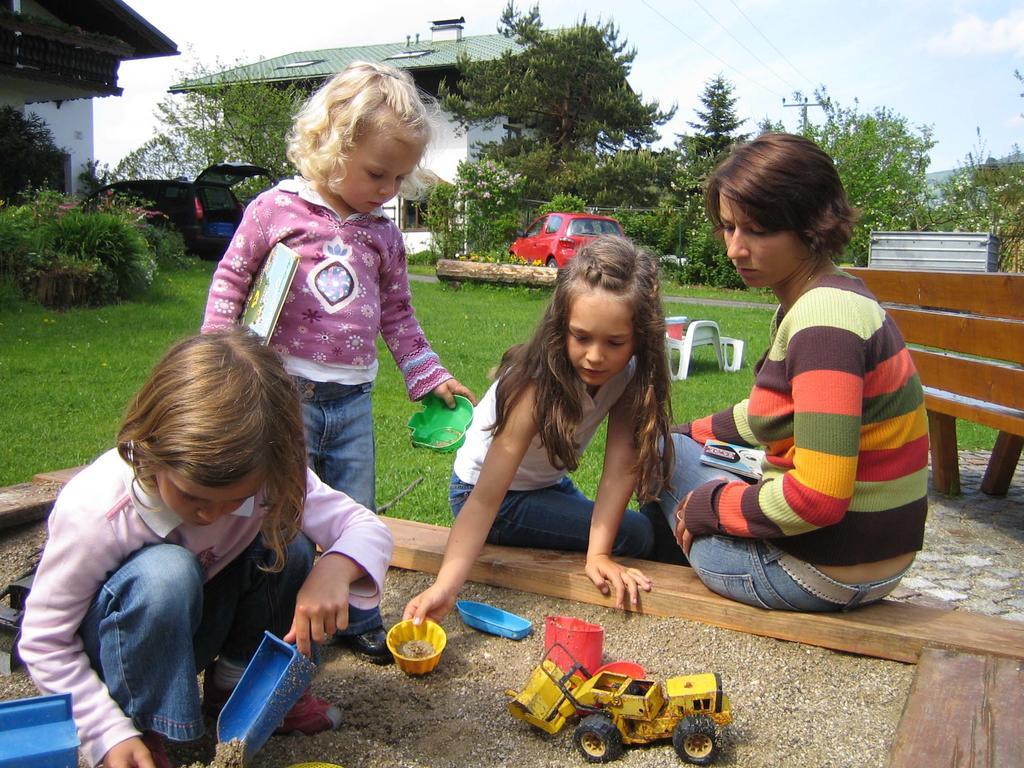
[20,330,393,768]
[202,61,472,663]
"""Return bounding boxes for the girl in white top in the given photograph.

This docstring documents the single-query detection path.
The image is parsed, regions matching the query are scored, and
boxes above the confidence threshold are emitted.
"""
[19,330,392,768]
[404,236,675,624]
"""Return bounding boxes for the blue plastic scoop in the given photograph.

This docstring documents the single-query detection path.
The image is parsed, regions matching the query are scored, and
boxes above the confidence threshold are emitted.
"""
[217,631,315,764]
[0,692,78,767]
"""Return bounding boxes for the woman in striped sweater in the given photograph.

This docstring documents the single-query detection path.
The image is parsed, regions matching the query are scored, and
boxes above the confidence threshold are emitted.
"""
[647,133,929,611]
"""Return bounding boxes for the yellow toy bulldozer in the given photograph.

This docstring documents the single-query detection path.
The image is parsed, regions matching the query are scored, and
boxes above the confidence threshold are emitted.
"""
[506,644,732,765]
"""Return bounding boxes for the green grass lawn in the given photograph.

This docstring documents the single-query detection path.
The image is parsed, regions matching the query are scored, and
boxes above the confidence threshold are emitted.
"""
[0,262,997,525]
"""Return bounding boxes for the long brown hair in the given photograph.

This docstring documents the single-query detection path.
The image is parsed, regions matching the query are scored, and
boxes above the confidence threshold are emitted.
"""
[117,330,307,571]
[706,133,858,261]
[491,236,673,501]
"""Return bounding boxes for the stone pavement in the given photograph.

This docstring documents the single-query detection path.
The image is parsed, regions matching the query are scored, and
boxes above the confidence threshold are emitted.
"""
[889,451,1024,622]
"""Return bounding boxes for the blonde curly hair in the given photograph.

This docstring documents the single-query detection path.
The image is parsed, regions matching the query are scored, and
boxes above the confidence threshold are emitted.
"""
[286,61,438,200]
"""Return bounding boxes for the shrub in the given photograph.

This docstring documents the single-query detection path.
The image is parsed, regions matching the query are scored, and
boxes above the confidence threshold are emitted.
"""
[425,181,460,261]
[138,219,189,271]
[42,210,156,302]
[458,160,524,257]
[1,192,161,307]
[536,193,586,216]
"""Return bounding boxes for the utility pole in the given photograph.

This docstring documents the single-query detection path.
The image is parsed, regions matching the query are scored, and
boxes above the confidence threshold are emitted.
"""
[782,97,822,131]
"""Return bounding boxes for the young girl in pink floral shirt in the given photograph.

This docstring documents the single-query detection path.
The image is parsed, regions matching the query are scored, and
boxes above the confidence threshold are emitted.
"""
[202,61,473,663]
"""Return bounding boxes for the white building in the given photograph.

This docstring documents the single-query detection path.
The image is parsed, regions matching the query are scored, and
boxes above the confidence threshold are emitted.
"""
[0,0,176,196]
[175,17,521,253]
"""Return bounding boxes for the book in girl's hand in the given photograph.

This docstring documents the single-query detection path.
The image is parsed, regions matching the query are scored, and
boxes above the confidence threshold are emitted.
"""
[700,439,765,481]
[240,243,299,343]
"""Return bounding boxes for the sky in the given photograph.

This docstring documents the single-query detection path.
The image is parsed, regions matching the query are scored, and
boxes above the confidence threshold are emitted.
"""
[94,0,1024,174]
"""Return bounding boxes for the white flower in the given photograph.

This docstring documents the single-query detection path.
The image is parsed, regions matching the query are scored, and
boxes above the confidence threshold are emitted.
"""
[360,305,374,318]
[232,233,246,249]
[215,299,234,314]
[316,331,333,343]
[312,351,327,362]
[347,336,364,350]
[275,194,291,207]
[231,256,245,272]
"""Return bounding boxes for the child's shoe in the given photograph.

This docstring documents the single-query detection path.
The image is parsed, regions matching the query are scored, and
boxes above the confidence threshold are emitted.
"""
[141,731,172,768]
[275,688,343,735]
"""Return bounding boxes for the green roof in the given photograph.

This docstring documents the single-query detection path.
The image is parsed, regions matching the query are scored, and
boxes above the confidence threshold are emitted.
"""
[171,33,521,91]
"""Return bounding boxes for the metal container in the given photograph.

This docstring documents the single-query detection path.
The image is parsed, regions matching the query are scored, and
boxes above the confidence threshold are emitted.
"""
[868,231,1000,272]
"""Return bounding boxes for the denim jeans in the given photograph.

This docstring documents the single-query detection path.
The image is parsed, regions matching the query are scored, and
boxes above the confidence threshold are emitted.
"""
[647,433,898,611]
[296,377,381,635]
[450,473,654,558]
[78,533,315,742]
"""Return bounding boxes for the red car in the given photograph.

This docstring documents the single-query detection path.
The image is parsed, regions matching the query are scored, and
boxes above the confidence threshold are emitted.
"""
[509,212,624,268]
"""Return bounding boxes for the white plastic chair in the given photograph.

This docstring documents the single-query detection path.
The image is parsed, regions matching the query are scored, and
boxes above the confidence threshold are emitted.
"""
[665,320,745,381]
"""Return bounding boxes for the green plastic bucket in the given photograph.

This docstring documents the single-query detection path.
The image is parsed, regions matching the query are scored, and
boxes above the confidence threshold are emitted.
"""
[407,394,473,452]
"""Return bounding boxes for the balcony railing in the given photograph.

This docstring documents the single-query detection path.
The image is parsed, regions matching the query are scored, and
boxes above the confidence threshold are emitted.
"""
[0,15,127,93]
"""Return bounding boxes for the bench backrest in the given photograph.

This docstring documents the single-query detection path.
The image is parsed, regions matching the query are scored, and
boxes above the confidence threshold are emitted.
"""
[847,268,1024,425]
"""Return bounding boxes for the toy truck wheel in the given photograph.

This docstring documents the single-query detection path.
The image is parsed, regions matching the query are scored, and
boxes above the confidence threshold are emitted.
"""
[672,715,719,765]
[573,714,624,763]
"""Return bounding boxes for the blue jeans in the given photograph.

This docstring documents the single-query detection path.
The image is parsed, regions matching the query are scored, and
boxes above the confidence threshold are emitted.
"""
[450,473,654,558]
[78,534,315,742]
[297,377,380,635]
[647,434,898,611]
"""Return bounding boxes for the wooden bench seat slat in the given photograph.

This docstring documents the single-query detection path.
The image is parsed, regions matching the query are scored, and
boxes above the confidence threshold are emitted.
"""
[849,268,1024,319]
[888,307,1024,365]
[924,389,1024,435]
[911,350,1024,413]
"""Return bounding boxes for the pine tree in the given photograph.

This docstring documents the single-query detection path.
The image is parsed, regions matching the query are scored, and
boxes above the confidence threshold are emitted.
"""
[683,74,748,161]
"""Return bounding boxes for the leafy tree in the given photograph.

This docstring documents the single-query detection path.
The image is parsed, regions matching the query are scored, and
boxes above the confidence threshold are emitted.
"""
[682,74,748,161]
[800,87,934,264]
[443,2,674,202]
[0,107,65,202]
[930,139,1024,272]
[112,61,306,183]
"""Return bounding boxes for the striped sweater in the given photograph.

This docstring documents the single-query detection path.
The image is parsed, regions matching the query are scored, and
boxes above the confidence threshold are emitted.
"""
[683,272,929,565]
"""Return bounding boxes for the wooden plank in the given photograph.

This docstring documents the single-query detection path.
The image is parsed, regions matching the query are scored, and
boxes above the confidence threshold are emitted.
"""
[886,307,1024,365]
[384,518,1024,665]
[0,483,60,530]
[849,268,1024,320]
[32,465,86,485]
[911,349,1024,413]
[436,259,557,287]
[888,647,1024,767]
[924,390,1024,436]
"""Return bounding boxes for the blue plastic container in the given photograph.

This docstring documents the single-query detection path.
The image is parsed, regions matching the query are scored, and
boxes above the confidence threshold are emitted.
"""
[456,600,532,640]
[0,692,79,767]
[218,631,315,764]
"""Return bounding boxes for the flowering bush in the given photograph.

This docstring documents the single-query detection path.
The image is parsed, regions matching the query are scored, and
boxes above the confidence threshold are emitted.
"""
[458,159,525,256]
[426,160,524,260]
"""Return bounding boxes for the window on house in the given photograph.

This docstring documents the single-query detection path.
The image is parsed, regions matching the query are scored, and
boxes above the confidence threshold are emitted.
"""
[401,198,428,231]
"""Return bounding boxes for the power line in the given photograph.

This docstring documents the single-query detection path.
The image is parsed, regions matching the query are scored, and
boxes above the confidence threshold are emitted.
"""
[638,0,785,100]
[725,0,817,91]
[686,0,798,94]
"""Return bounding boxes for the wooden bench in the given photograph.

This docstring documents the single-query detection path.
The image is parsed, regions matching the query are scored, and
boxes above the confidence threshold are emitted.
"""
[848,268,1024,496]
